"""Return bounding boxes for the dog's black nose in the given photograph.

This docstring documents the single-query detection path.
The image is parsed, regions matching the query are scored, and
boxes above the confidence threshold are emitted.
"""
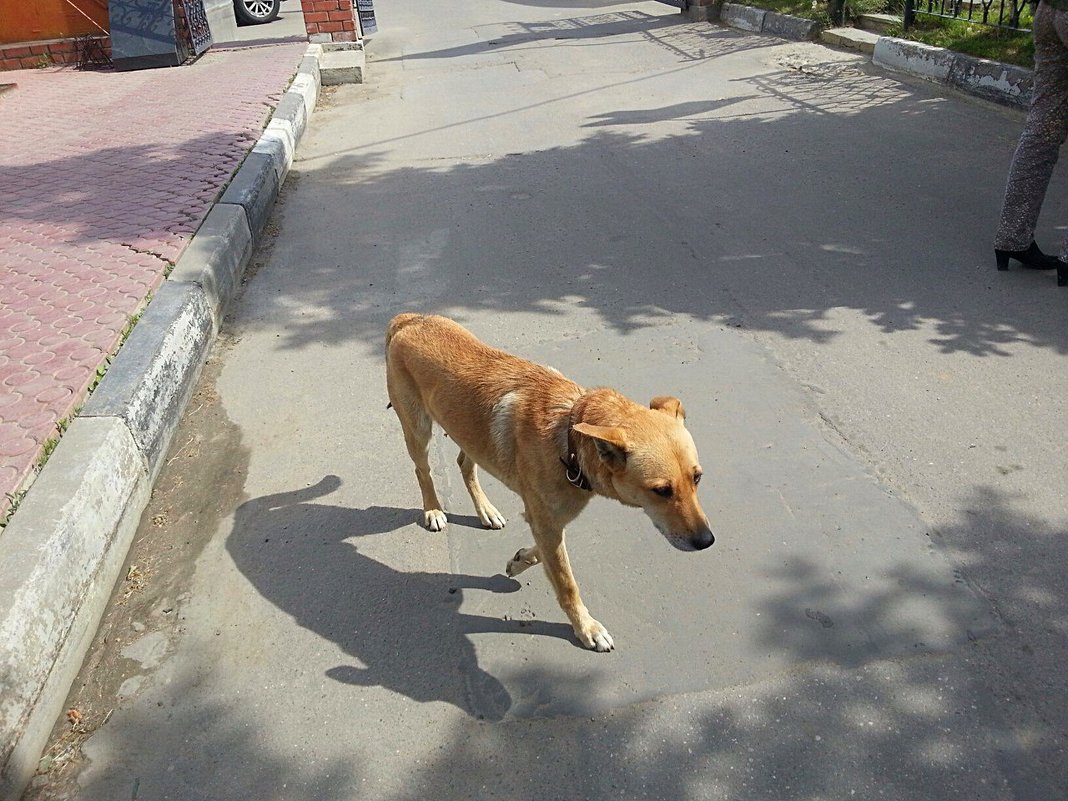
[691,528,715,550]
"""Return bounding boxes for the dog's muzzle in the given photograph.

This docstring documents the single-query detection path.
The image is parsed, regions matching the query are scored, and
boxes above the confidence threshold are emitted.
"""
[690,527,715,550]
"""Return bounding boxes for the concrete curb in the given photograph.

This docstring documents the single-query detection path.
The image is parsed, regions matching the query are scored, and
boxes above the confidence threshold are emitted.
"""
[949,52,1032,105]
[762,11,820,41]
[321,45,367,85]
[874,37,1032,107]
[169,204,254,331]
[819,26,880,54]
[721,2,765,32]
[81,283,216,482]
[715,6,1032,108]
[873,35,955,82]
[0,419,149,801]
[0,42,325,801]
[721,3,818,40]
[221,152,281,245]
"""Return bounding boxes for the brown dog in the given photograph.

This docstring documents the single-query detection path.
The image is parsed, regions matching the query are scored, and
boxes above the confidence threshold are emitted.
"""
[385,314,714,651]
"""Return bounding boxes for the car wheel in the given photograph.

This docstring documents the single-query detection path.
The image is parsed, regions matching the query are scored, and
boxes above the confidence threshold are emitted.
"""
[234,0,281,25]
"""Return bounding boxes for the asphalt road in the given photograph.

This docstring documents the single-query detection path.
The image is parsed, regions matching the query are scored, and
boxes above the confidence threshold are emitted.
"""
[29,0,1068,798]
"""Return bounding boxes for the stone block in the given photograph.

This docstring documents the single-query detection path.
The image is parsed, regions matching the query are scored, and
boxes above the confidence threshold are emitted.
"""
[948,52,1031,107]
[220,151,281,243]
[274,90,308,144]
[820,26,880,53]
[873,36,955,83]
[721,3,766,32]
[320,48,365,85]
[169,204,253,329]
[762,11,819,40]
[82,282,214,481]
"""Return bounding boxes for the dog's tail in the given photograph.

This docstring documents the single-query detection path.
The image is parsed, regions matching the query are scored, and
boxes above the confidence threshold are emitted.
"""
[385,313,424,351]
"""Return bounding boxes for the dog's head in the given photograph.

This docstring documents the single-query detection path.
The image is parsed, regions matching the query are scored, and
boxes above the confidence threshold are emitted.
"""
[575,396,714,552]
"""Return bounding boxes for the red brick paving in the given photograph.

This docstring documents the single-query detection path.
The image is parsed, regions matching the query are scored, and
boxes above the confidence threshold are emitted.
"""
[0,40,307,516]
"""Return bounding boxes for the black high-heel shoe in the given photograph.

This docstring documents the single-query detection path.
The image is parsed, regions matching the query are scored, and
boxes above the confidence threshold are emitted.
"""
[995,241,1061,271]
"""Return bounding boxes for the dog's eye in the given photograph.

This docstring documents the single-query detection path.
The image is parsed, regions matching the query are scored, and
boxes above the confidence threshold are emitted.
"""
[652,485,673,499]
[694,472,702,485]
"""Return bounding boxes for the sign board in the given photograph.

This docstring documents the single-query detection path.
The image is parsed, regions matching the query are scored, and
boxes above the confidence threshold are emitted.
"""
[356,0,377,34]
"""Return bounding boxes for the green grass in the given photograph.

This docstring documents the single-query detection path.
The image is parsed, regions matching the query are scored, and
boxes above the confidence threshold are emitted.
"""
[750,0,1035,69]
[887,14,1034,67]
[1,491,27,530]
[750,0,892,24]
[755,0,835,24]
[34,415,74,471]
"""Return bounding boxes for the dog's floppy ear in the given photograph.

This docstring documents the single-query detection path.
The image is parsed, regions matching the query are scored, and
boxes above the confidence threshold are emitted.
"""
[650,396,686,420]
[573,423,628,468]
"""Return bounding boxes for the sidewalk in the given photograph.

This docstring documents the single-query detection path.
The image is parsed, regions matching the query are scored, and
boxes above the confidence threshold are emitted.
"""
[0,13,325,796]
[0,33,307,521]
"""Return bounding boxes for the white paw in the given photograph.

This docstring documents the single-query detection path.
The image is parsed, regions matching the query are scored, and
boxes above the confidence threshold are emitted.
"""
[578,620,615,652]
[506,549,537,577]
[479,506,507,530]
[424,510,447,532]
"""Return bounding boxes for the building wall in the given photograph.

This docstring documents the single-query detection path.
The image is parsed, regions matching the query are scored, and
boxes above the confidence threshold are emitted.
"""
[0,0,109,45]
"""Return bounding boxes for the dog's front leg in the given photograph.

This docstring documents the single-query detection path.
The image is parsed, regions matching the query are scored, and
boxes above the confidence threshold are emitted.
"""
[532,523,614,652]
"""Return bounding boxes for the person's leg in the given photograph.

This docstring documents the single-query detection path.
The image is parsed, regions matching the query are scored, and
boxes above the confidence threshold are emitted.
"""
[994,3,1068,252]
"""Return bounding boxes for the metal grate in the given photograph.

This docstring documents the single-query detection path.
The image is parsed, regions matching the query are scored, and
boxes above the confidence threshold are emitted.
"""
[904,0,1033,32]
[174,0,213,61]
[183,0,213,55]
[76,33,112,68]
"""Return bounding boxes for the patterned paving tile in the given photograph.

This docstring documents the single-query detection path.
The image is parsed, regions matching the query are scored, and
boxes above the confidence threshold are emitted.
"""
[0,40,306,516]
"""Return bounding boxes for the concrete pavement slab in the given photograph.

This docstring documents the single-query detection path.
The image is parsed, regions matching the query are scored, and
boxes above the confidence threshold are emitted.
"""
[453,324,993,720]
[821,26,881,53]
[320,49,366,85]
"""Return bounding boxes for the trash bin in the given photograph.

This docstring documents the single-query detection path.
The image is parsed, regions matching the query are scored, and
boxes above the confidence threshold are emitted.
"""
[109,0,213,70]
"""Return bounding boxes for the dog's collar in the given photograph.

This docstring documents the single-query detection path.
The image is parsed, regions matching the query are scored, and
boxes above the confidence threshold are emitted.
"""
[561,453,592,492]
[561,399,593,492]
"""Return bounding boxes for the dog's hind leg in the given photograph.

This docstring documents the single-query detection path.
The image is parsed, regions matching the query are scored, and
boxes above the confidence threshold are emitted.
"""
[390,397,448,532]
[457,451,506,530]
[506,545,540,577]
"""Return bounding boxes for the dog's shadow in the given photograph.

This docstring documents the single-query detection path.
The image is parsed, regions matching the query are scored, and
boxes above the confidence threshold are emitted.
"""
[226,475,573,721]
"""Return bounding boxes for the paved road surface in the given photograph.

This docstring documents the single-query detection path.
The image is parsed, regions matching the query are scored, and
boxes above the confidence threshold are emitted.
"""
[28,0,1068,798]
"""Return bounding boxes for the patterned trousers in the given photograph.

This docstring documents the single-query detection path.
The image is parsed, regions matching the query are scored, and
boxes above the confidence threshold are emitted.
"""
[995,1,1068,257]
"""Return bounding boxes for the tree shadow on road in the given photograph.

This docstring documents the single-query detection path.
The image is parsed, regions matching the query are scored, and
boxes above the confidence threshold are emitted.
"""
[378,9,780,64]
[264,47,1067,360]
[363,487,1068,801]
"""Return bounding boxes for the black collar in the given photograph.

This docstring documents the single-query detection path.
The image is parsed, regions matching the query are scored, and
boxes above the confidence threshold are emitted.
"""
[560,401,593,492]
